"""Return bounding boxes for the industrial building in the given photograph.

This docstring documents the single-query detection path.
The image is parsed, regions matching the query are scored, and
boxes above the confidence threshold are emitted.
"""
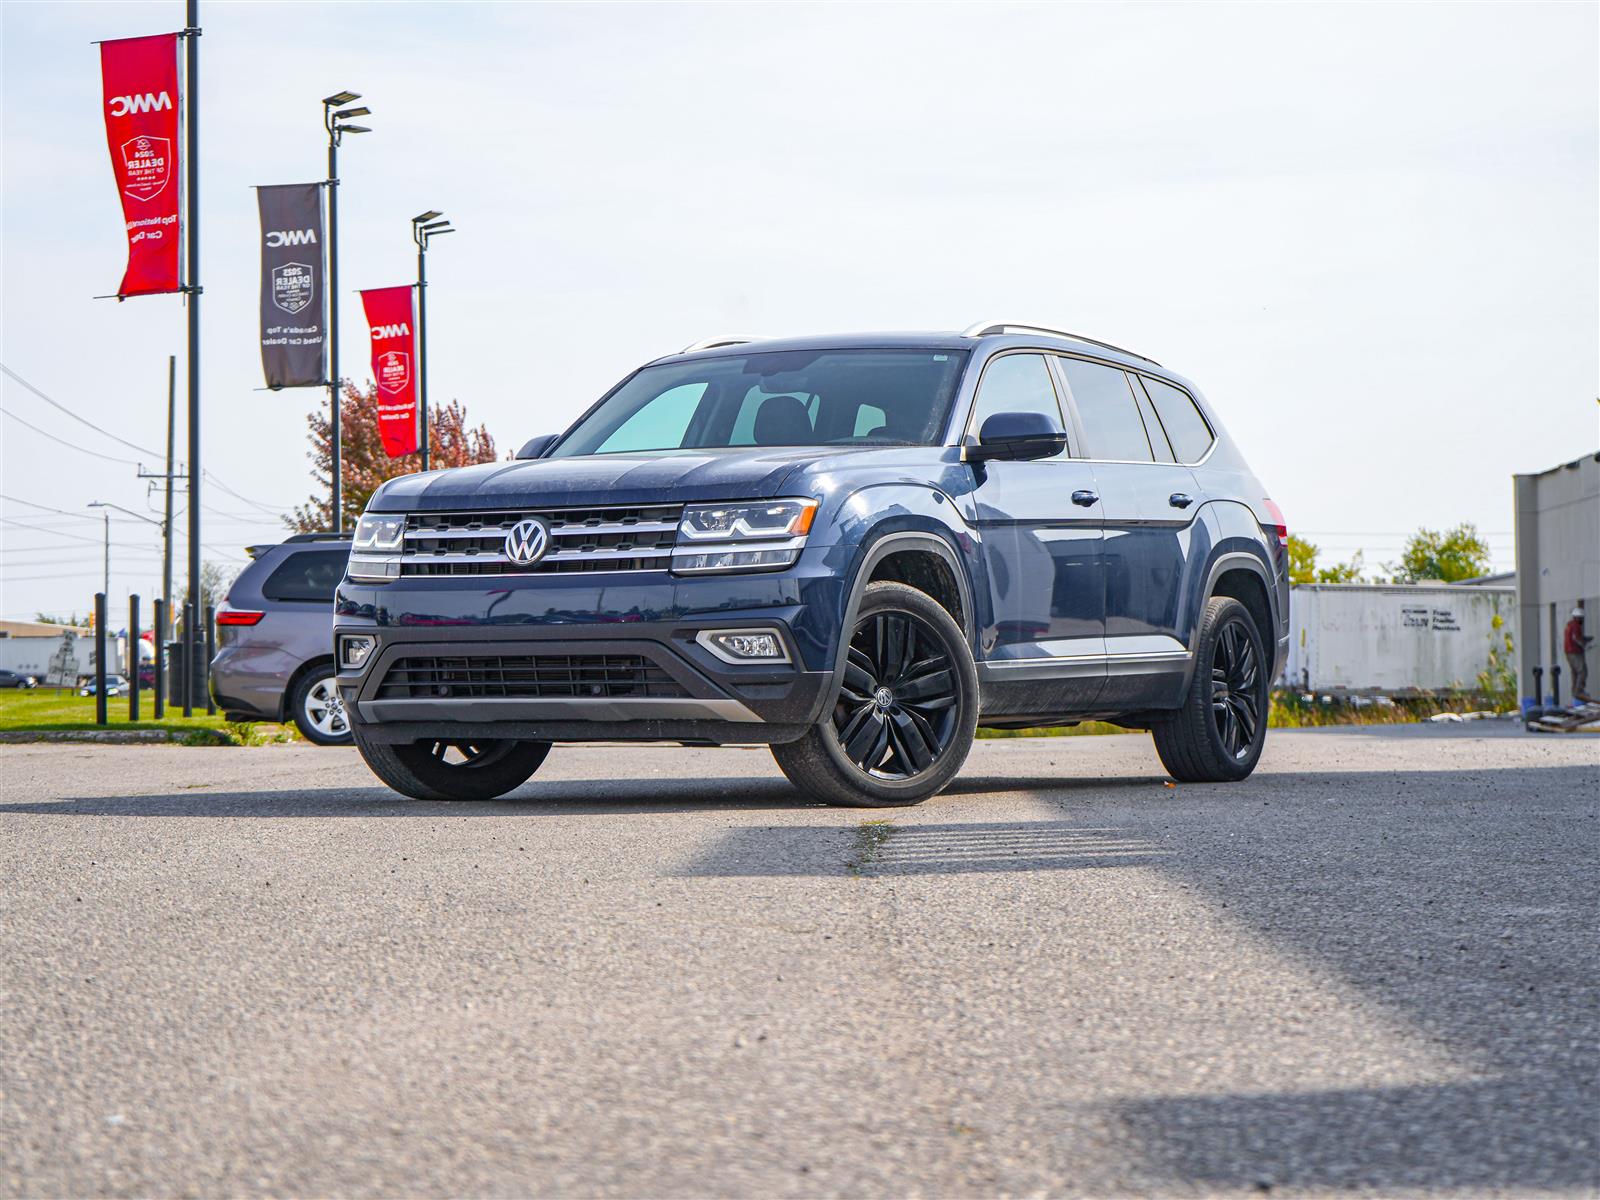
[1514,452,1600,706]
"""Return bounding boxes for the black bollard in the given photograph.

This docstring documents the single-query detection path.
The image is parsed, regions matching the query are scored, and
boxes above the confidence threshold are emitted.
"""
[94,592,108,727]
[129,594,141,722]
[153,598,166,719]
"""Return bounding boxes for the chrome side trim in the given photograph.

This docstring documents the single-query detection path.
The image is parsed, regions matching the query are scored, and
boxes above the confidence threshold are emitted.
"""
[985,649,1192,669]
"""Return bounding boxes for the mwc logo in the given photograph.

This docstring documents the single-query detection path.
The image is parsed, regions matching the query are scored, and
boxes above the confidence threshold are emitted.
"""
[266,229,318,247]
[108,92,173,117]
[371,323,411,340]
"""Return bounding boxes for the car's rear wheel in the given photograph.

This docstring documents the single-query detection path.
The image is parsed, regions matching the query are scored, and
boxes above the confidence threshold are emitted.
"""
[1151,595,1269,782]
[289,667,353,746]
[353,727,552,801]
[771,581,977,807]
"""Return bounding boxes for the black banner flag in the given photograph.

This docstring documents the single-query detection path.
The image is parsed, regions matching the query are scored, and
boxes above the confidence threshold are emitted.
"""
[256,183,327,389]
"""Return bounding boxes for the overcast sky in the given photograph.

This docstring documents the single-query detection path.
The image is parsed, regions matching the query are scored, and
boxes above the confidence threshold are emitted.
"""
[3,0,1596,621]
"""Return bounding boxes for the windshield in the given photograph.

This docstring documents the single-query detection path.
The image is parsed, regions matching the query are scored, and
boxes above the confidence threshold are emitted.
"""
[549,348,968,458]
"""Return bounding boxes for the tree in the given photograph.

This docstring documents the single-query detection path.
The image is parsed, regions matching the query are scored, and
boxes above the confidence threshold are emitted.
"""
[290,382,498,533]
[34,611,83,627]
[1391,523,1491,583]
[1287,535,1365,584]
[179,560,238,617]
[1287,534,1319,584]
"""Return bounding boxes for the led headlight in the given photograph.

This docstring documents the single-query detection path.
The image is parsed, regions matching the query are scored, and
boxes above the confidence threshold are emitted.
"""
[672,499,818,574]
[352,512,405,552]
[348,511,406,581]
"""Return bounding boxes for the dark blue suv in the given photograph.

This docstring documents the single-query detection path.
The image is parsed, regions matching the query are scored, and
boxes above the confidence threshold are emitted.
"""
[335,323,1289,806]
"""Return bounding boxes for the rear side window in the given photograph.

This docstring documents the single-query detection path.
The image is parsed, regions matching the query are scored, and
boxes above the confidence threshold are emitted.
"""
[262,548,350,603]
[1058,359,1152,462]
[1139,376,1214,463]
[968,354,1066,450]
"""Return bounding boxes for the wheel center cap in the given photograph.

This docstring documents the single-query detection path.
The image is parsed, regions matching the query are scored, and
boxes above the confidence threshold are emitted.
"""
[873,686,895,711]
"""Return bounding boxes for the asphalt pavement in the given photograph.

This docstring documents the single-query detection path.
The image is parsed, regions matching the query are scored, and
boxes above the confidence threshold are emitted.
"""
[1,725,1596,1198]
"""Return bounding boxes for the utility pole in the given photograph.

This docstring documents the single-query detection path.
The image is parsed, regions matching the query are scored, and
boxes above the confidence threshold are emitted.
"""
[183,0,202,709]
[322,91,370,532]
[411,210,454,474]
[163,353,175,638]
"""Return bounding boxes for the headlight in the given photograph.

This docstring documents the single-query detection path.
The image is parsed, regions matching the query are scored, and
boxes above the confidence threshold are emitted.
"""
[352,512,405,552]
[348,511,405,581]
[672,499,817,574]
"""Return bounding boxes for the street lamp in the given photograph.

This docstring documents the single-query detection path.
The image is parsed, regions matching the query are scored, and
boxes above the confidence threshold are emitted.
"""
[322,90,373,532]
[87,501,163,609]
[412,209,456,473]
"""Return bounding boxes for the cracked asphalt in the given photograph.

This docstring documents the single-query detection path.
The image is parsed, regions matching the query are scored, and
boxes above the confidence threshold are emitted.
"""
[1,725,1596,1198]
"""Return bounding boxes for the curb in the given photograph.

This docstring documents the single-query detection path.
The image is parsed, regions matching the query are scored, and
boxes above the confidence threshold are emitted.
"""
[0,729,236,746]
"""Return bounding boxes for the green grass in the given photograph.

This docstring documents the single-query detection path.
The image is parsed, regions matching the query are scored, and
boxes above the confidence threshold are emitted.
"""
[0,688,294,744]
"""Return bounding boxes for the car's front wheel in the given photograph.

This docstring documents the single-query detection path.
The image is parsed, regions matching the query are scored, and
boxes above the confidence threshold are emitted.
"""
[353,729,552,801]
[1151,595,1269,782]
[289,667,353,746]
[771,581,978,807]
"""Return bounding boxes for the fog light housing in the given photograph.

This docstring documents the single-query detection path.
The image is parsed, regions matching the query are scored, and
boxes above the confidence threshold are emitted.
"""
[340,634,376,670]
[696,627,790,665]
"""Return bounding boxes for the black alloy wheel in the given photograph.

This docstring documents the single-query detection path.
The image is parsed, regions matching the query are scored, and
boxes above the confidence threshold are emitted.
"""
[834,610,960,779]
[770,580,978,807]
[1151,594,1269,783]
[1210,617,1262,760]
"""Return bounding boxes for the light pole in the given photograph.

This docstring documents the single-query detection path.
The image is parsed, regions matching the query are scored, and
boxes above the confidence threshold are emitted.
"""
[411,210,455,473]
[88,501,164,602]
[322,91,371,532]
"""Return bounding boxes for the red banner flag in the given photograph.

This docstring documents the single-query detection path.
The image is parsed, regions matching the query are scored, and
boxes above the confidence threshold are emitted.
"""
[360,286,420,458]
[99,33,182,297]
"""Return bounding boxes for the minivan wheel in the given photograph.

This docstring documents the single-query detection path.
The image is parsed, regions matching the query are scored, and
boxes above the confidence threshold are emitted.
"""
[289,667,353,746]
[352,726,551,801]
[1151,595,1268,783]
[771,581,977,807]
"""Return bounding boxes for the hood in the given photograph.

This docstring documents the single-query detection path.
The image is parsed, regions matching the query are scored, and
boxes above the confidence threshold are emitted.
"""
[371,447,833,512]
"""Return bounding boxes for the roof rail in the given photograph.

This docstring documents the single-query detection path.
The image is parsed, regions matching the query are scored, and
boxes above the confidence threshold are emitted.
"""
[960,320,1160,366]
[679,335,764,354]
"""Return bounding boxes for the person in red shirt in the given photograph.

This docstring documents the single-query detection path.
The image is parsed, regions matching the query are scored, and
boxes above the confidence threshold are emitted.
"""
[1565,604,1593,702]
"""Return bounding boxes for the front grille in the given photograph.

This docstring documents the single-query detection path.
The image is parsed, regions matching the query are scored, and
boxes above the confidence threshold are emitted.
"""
[400,504,681,576]
[376,653,686,700]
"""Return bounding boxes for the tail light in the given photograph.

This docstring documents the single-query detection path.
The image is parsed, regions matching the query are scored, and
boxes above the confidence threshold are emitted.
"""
[216,609,265,626]
[1261,498,1288,548]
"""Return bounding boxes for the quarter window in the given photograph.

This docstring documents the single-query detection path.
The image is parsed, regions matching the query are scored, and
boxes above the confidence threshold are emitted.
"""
[1058,359,1153,462]
[1140,376,1214,463]
[969,354,1066,451]
[262,549,351,603]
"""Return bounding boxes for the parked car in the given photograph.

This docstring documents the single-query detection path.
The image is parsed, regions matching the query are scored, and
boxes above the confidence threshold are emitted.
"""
[0,669,39,689]
[210,534,353,744]
[336,323,1289,805]
[80,674,127,697]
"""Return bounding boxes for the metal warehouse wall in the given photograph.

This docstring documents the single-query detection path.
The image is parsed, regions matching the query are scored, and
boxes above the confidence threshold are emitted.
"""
[1282,583,1516,694]
[1514,452,1600,705]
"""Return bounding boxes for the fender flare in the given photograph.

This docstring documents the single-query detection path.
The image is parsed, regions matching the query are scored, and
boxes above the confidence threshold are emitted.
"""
[825,529,976,701]
[1190,549,1278,657]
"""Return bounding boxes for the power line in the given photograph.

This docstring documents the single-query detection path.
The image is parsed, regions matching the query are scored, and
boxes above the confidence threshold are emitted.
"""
[1,361,294,513]
[0,406,144,466]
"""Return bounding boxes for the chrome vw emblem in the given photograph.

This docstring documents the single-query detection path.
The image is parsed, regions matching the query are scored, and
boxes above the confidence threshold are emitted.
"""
[503,518,550,565]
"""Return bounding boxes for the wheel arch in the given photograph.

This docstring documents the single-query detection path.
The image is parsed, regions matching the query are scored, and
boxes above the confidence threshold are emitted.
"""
[1199,552,1277,661]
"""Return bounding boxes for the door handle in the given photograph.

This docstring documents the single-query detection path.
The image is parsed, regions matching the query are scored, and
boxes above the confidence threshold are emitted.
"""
[1071,490,1098,507]
[1169,492,1194,509]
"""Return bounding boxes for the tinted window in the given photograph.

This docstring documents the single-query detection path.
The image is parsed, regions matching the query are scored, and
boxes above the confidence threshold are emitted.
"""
[552,350,968,456]
[1140,375,1214,463]
[1059,359,1152,461]
[969,354,1065,450]
[263,548,350,603]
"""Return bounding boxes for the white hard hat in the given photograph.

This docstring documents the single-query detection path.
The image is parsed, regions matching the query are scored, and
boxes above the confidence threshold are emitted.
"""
[1576,607,1587,619]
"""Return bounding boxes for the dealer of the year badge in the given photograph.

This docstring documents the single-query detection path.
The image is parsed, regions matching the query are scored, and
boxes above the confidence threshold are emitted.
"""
[271,262,316,315]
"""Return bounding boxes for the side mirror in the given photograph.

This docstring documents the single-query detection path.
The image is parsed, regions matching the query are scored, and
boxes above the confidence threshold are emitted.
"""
[970,411,1068,462]
[514,434,559,460]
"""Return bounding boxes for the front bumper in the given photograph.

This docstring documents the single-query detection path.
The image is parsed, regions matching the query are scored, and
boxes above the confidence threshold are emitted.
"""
[333,541,870,744]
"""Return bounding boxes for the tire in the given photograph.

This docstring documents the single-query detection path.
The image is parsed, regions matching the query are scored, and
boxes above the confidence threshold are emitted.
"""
[352,725,552,801]
[772,580,978,807]
[289,666,354,746]
[1152,595,1269,782]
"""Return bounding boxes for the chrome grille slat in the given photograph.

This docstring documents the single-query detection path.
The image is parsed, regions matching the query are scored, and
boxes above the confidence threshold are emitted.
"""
[399,504,682,576]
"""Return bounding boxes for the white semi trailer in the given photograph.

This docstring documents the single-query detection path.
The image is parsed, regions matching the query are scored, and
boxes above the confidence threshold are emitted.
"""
[1281,582,1516,695]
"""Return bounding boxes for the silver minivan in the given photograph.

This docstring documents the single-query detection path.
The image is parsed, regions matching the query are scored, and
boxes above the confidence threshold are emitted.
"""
[211,534,351,744]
